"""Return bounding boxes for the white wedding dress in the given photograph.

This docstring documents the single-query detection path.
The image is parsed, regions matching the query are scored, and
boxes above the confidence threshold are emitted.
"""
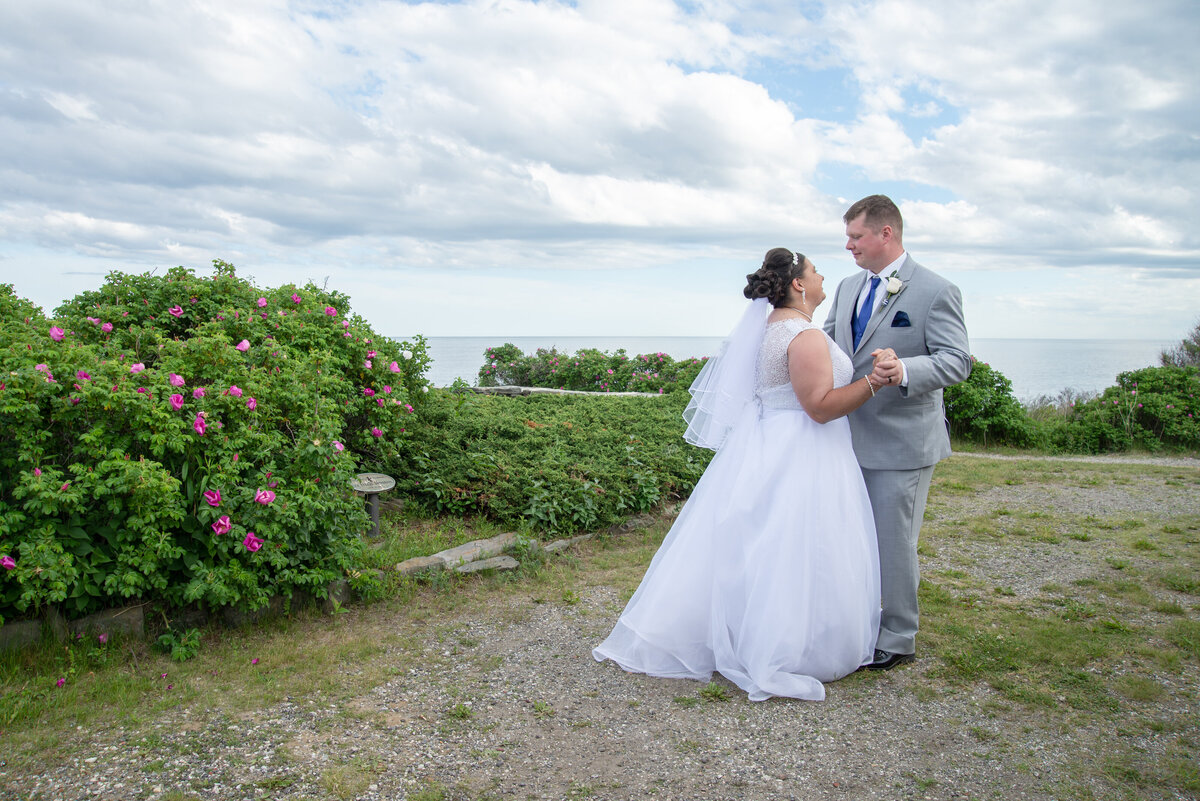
[593,318,881,701]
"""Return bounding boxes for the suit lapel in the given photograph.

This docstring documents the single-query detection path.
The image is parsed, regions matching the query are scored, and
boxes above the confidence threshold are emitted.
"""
[856,255,915,353]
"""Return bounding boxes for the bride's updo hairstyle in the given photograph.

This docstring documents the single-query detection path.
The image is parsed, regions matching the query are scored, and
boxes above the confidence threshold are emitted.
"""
[744,247,806,308]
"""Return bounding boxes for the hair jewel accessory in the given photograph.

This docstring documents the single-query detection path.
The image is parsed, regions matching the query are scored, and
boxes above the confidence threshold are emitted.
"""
[792,252,799,266]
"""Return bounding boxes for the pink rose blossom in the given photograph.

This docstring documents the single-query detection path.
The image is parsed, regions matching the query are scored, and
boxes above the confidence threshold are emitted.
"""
[367,350,377,358]
[362,388,375,397]
[169,393,184,411]
[325,306,337,316]
[169,305,183,317]
[371,427,383,438]
[257,297,267,307]
[404,404,413,413]
[101,322,113,332]
[332,440,344,452]
[34,468,42,477]
[383,385,392,394]
[251,657,259,665]
[211,515,231,535]
[228,385,243,398]
[291,293,301,303]
[98,633,108,644]
[76,370,91,380]
[246,397,257,410]
[376,397,385,407]
[56,678,66,688]
[254,489,276,504]
[342,320,350,328]
[203,489,221,507]
[49,326,65,341]
[193,387,206,399]
[130,363,145,374]
[193,413,207,436]
[389,361,401,373]
[136,387,148,394]
[243,532,264,552]
[87,316,100,324]
[60,482,70,491]
[364,360,372,369]
[235,339,250,352]
[1,555,15,570]
[169,373,185,386]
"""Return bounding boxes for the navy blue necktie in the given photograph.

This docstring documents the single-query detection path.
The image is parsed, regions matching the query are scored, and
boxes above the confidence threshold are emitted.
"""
[852,276,880,350]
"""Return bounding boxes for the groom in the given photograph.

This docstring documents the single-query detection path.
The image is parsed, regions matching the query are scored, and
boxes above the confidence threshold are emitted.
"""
[824,195,971,670]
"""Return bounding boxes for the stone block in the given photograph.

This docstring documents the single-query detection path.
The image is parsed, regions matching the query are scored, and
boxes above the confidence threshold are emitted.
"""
[433,531,518,567]
[68,605,146,640]
[453,555,519,574]
[323,579,351,615]
[395,555,446,575]
[543,534,593,554]
[0,619,44,652]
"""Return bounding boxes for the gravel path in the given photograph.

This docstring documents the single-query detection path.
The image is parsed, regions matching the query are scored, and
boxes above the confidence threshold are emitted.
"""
[4,453,1198,801]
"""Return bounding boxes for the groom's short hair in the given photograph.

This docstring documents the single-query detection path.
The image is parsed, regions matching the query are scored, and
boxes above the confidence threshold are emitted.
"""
[844,195,903,240]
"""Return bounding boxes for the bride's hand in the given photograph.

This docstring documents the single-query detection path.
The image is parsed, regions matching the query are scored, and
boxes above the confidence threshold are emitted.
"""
[870,347,896,366]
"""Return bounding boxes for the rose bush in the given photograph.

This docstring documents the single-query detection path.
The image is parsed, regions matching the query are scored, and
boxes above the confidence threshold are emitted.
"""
[477,344,708,394]
[0,262,428,625]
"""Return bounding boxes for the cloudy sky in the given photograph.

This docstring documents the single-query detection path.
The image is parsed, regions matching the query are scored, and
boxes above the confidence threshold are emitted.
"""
[1,0,1197,341]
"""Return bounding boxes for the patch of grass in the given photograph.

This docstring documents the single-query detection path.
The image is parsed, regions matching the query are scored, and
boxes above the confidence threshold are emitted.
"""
[1162,619,1200,659]
[531,700,556,719]
[1117,675,1165,702]
[320,761,376,801]
[699,682,730,702]
[1161,573,1200,595]
[447,702,473,720]
[673,696,701,708]
[408,779,449,801]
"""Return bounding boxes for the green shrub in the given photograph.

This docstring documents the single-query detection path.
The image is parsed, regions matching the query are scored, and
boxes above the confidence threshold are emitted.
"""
[477,344,709,394]
[1047,366,1200,453]
[944,358,1034,447]
[396,390,711,536]
[1161,317,1200,368]
[0,263,429,624]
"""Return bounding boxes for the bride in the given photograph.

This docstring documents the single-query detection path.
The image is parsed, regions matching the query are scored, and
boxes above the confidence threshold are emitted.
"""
[593,248,886,701]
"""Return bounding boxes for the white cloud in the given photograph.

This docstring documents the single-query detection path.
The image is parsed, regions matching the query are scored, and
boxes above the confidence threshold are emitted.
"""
[0,0,1196,344]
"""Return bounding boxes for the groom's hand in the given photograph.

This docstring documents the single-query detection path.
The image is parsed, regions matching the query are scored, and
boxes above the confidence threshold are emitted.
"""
[869,348,902,387]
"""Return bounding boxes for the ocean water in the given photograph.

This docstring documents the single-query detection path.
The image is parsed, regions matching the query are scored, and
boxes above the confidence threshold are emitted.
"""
[413,335,1174,403]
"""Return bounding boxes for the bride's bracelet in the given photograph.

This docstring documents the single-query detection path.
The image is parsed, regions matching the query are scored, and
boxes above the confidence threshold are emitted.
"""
[863,376,876,397]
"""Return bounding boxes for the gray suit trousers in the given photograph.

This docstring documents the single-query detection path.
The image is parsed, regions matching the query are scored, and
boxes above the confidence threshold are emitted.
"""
[860,465,935,655]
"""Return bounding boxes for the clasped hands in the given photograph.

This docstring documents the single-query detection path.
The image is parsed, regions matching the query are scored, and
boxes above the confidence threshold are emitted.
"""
[868,348,901,389]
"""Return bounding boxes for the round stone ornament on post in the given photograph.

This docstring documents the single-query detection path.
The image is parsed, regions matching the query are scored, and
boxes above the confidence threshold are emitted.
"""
[351,472,395,538]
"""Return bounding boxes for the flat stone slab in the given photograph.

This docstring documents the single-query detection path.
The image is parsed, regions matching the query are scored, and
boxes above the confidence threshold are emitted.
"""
[395,555,446,575]
[433,531,519,567]
[68,604,146,640]
[0,619,42,652]
[542,534,593,554]
[454,555,519,574]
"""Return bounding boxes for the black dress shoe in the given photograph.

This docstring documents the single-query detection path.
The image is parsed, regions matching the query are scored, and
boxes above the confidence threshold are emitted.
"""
[865,649,914,671]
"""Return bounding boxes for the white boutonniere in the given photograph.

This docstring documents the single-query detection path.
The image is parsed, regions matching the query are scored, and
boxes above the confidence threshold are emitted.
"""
[880,271,905,308]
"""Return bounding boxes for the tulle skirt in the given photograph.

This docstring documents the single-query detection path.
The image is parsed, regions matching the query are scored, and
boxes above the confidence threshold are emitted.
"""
[593,402,880,701]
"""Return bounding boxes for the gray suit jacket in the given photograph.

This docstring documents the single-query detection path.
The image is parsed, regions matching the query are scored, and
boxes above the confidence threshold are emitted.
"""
[824,255,971,470]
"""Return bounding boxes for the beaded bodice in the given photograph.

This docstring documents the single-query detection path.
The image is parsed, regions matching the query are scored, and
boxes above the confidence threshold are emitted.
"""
[756,319,853,409]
